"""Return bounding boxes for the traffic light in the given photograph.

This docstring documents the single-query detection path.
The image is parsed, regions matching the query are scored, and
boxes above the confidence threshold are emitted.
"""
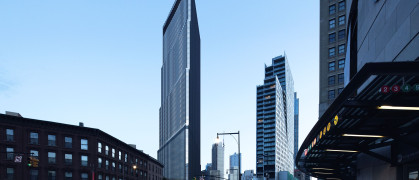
[27,157,33,167]
[32,158,39,167]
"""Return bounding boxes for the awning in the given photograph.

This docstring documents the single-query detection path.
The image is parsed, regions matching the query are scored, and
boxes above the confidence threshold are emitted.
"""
[296,61,419,179]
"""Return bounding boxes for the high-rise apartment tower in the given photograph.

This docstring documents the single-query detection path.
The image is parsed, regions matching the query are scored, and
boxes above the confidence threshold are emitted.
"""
[319,0,347,116]
[256,55,295,178]
[158,0,201,179]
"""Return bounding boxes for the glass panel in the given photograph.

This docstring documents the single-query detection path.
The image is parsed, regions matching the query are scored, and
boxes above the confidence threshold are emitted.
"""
[329,5,336,15]
[65,172,72,180]
[30,150,39,158]
[48,152,56,164]
[65,137,72,148]
[48,135,56,146]
[7,147,14,160]
[81,139,88,150]
[30,132,39,144]
[65,154,72,165]
[48,171,56,180]
[81,155,88,166]
[7,168,14,180]
[6,129,14,141]
[30,169,39,180]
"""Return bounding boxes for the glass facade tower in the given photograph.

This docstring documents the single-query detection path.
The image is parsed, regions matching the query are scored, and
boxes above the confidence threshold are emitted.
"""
[256,55,295,179]
[158,0,201,179]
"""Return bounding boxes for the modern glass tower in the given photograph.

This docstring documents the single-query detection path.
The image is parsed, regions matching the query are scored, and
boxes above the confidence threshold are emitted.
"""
[256,55,295,179]
[158,0,201,179]
[294,92,299,161]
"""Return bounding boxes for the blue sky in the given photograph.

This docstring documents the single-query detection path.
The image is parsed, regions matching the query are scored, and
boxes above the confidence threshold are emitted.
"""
[0,0,319,172]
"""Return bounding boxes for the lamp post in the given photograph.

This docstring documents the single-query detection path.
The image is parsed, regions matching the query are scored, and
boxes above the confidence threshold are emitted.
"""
[216,131,241,180]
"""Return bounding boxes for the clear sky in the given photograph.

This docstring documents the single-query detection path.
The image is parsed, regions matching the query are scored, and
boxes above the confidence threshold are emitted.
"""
[0,0,319,173]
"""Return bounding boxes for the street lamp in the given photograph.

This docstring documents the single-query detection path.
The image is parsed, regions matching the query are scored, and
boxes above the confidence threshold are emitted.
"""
[216,131,241,180]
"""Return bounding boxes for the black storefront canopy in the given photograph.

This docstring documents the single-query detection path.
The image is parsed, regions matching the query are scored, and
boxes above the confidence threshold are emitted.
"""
[296,61,419,179]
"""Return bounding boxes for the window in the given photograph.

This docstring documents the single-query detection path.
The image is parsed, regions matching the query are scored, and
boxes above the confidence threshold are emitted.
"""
[328,90,336,99]
[112,162,116,171]
[338,44,345,54]
[30,169,39,180]
[329,19,335,29]
[81,139,88,150]
[338,88,344,95]
[328,76,336,85]
[6,129,14,141]
[98,175,103,180]
[98,157,102,168]
[119,151,122,160]
[65,137,72,148]
[106,160,109,170]
[81,173,88,180]
[30,150,39,159]
[65,154,72,165]
[7,168,14,180]
[48,152,56,164]
[338,73,344,84]
[81,155,88,166]
[48,135,56,146]
[6,147,14,160]
[338,59,345,69]
[338,1,345,11]
[329,47,336,57]
[328,62,336,71]
[48,171,56,180]
[30,132,39,144]
[65,172,72,180]
[338,15,345,25]
[329,5,336,15]
[329,33,336,43]
[112,148,115,158]
[338,29,346,40]
[105,146,109,155]
[119,164,122,173]
[125,153,128,162]
[98,142,102,153]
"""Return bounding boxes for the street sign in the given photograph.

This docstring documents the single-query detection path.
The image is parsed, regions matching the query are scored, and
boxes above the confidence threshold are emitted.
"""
[414,84,419,92]
[14,155,22,163]
[402,84,411,92]
[381,86,390,93]
[391,85,400,93]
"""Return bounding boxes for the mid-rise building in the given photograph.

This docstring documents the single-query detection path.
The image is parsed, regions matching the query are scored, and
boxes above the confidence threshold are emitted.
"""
[0,112,163,180]
[256,55,295,179]
[319,0,348,117]
[211,142,224,179]
[158,0,201,179]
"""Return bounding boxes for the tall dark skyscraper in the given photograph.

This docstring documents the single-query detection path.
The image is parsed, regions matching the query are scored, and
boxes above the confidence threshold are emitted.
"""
[158,0,201,179]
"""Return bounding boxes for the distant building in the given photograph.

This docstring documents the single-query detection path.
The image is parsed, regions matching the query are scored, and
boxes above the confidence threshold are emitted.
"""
[241,170,255,180]
[228,153,241,180]
[229,153,241,170]
[0,112,163,180]
[294,92,299,162]
[212,142,224,179]
[256,55,295,179]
